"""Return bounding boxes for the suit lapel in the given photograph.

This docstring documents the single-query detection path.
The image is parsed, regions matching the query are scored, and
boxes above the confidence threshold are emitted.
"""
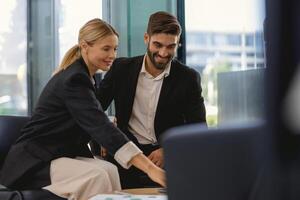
[125,56,144,122]
[155,62,176,126]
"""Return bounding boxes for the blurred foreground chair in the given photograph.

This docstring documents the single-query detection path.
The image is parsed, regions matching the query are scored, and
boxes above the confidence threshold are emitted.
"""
[163,122,280,200]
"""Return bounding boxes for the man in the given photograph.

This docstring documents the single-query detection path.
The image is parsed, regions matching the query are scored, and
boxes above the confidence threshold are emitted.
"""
[97,11,206,188]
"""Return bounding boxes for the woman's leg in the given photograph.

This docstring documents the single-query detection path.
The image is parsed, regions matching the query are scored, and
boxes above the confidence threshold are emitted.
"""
[43,157,113,200]
[76,157,121,191]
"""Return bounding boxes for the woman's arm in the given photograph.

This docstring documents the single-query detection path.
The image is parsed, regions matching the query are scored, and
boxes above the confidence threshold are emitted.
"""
[129,153,166,187]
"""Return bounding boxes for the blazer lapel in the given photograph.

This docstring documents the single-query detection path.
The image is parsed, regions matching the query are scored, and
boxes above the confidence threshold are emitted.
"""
[155,62,176,124]
[125,56,144,122]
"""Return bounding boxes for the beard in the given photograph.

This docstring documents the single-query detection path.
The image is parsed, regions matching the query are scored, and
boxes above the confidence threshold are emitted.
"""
[147,46,174,70]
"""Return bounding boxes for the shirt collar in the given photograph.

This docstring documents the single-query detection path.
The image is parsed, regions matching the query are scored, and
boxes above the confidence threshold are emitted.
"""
[90,77,95,85]
[141,54,171,80]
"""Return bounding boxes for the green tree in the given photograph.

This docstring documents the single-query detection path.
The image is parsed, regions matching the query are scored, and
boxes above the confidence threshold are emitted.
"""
[202,59,232,126]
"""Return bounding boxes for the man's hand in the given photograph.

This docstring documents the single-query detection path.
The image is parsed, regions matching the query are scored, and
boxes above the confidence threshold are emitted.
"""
[100,146,107,157]
[148,148,164,168]
[108,116,117,126]
[99,116,117,158]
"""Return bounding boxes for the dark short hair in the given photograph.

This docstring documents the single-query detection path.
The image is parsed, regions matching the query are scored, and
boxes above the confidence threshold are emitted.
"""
[147,11,182,36]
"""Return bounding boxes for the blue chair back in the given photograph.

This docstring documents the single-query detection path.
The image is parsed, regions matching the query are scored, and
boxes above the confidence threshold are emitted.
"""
[0,115,30,169]
[0,115,66,199]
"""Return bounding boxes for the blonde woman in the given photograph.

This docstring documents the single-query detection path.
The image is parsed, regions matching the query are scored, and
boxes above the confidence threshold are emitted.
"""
[0,19,165,200]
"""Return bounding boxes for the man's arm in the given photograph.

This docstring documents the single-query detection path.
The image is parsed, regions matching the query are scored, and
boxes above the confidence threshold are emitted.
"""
[185,69,207,124]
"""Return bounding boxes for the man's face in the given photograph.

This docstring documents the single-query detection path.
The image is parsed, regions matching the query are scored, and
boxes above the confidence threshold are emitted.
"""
[145,33,179,70]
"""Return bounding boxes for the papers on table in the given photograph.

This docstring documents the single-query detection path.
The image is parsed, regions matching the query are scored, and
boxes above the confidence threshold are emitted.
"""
[89,194,167,200]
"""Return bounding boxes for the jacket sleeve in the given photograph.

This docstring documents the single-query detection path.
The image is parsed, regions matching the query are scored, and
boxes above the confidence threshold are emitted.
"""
[63,72,129,155]
[185,69,207,125]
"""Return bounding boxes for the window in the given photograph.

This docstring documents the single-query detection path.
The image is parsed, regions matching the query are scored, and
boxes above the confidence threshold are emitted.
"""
[247,52,255,57]
[57,0,102,63]
[186,32,208,46]
[246,34,254,46]
[27,0,102,111]
[227,34,242,46]
[108,0,176,58]
[0,0,27,115]
[185,0,266,126]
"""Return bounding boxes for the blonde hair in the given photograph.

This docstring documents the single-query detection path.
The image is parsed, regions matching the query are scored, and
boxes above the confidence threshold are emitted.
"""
[53,18,118,75]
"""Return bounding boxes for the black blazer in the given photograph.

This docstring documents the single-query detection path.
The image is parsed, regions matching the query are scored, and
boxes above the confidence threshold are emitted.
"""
[0,57,129,189]
[97,55,206,145]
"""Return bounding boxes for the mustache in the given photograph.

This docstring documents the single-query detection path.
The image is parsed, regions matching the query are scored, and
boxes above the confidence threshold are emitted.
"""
[153,53,172,60]
[146,47,174,70]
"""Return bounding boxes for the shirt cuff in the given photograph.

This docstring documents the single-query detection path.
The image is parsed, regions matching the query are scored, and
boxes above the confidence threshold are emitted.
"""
[114,141,142,169]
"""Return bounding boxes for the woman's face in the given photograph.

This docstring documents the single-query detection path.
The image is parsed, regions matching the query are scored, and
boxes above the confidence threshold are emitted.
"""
[84,34,118,74]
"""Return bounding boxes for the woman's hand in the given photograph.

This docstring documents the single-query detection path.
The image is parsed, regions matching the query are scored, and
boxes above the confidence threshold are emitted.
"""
[129,153,166,187]
[146,163,166,187]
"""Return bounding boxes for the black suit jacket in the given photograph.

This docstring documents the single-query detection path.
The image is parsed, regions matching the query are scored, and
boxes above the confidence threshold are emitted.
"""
[0,57,129,189]
[97,55,206,145]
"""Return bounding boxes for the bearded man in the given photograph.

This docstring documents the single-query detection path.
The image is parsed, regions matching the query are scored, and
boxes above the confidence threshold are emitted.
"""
[96,11,207,188]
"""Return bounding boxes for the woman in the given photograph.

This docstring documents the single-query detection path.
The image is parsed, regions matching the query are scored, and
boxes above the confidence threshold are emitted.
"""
[0,19,165,200]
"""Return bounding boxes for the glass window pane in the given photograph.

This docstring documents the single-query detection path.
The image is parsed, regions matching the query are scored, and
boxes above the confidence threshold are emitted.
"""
[108,0,176,58]
[27,1,102,111]
[185,0,266,126]
[0,0,27,115]
[58,0,102,63]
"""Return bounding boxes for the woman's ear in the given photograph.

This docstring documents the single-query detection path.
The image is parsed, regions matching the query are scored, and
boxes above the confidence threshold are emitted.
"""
[80,41,88,53]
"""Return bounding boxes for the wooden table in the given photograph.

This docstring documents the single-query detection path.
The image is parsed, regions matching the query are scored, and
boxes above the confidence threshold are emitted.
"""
[90,188,167,200]
[121,188,164,195]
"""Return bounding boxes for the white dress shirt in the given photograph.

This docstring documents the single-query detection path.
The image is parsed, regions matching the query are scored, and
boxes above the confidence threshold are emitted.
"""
[128,55,171,144]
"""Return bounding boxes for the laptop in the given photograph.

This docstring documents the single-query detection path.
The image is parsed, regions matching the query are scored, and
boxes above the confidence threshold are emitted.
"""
[162,122,270,200]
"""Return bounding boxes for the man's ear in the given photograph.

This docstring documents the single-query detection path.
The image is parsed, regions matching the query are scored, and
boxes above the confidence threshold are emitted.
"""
[144,33,150,45]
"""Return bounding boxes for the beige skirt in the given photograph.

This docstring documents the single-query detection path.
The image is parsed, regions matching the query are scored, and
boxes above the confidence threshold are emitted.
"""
[43,157,121,200]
